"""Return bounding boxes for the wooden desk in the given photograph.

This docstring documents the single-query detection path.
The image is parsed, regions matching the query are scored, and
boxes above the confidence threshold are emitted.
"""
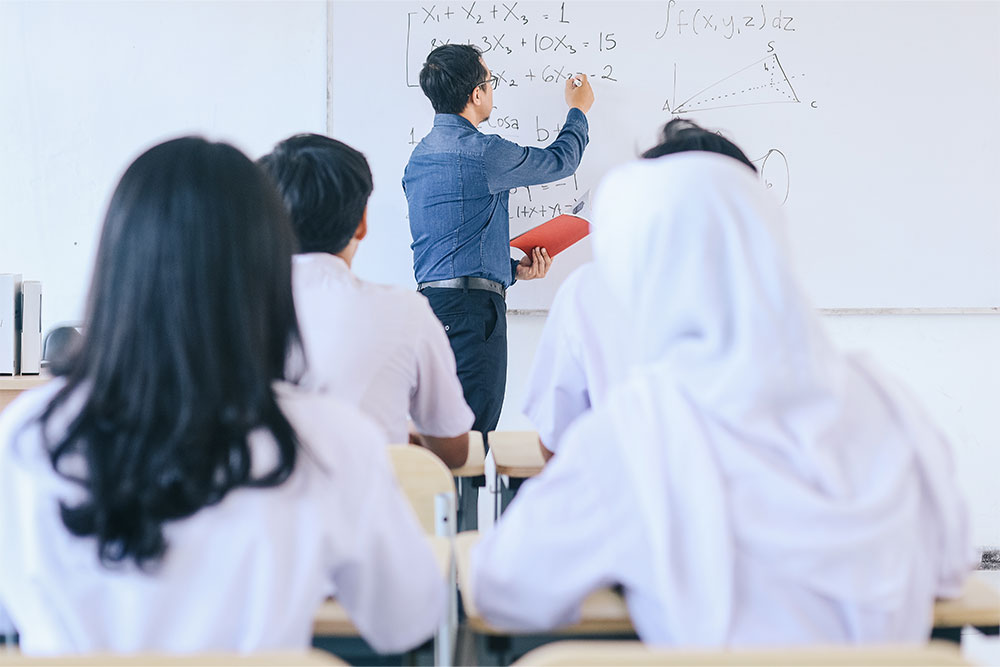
[931,570,1000,642]
[312,535,451,637]
[457,531,1000,643]
[513,640,968,666]
[0,649,346,666]
[488,430,545,479]
[451,430,486,478]
[0,375,49,414]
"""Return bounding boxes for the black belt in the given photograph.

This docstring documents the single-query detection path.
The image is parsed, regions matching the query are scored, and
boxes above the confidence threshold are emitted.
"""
[417,277,506,299]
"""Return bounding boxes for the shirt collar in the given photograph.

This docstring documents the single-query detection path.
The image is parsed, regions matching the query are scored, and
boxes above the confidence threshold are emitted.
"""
[293,252,351,273]
[433,113,477,130]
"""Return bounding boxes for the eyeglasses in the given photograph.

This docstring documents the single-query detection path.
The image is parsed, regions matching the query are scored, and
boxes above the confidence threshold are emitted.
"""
[471,75,499,94]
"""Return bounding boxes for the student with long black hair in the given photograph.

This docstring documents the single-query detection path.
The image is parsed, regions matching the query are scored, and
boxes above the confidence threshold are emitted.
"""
[0,137,444,655]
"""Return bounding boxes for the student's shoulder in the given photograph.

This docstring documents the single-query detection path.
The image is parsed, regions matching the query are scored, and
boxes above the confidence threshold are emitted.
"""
[353,279,444,329]
[355,278,437,320]
[275,382,389,468]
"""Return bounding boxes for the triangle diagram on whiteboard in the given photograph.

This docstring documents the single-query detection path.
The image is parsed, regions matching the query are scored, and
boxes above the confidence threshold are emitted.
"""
[670,54,800,114]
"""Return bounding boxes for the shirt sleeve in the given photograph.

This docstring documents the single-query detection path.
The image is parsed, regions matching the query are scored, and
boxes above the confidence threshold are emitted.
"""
[409,298,475,438]
[522,290,590,452]
[329,440,447,654]
[470,413,642,632]
[483,108,589,194]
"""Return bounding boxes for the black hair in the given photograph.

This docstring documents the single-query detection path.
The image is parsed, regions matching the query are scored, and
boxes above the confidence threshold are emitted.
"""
[258,133,373,255]
[419,44,489,114]
[38,137,302,569]
[642,119,757,172]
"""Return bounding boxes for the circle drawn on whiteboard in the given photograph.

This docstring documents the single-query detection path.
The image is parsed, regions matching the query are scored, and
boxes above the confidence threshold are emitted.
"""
[754,149,790,206]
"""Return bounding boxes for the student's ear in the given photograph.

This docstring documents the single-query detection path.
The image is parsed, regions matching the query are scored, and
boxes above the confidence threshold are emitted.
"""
[354,208,368,242]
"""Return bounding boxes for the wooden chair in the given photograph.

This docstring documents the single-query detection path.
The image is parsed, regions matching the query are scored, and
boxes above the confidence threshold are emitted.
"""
[450,430,486,478]
[512,640,968,666]
[386,444,457,536]
[486,430,545,519]
[487,430,545,479]
[0,648,345,665]
[386,444,458,665]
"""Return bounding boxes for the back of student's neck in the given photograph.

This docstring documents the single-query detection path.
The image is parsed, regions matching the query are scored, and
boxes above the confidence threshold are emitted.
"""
[335,249,354,269]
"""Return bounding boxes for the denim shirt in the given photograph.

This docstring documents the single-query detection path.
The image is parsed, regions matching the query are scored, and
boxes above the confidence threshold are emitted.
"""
[403,108,589,289]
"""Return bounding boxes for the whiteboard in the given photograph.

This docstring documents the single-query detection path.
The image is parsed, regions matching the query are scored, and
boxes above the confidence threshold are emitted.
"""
[0,1,328,334]
[330,0,1000,309]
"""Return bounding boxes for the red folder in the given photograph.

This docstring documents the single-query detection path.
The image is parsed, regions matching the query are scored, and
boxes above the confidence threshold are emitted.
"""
[510,214,589,257]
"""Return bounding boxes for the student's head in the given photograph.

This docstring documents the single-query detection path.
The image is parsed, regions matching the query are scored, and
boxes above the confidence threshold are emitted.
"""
[419,44,492,115]
[642,119,757,172]
[258,133,373,256]
[42,136,301,569]
[593,153,798,372]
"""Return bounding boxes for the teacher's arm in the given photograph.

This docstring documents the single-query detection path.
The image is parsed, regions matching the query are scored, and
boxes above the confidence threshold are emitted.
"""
[483,80,591,194]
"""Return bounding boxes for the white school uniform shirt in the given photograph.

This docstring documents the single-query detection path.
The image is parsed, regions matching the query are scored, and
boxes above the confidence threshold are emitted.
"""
[0,380,445,655]
[473,154,973,645]
[291,253,472,443]
[522,262,624,452]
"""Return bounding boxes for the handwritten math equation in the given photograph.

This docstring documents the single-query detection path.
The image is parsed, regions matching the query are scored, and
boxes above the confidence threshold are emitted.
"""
[407,2,621,90]
[508,174,581,222]
[402,1,807,209]
[655,0,798,41]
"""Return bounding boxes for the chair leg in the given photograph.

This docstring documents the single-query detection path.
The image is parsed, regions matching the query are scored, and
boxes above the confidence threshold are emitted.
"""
[434,492,457,666]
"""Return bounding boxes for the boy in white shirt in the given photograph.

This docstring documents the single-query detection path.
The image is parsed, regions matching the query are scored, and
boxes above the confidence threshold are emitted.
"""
[259,134,472,468]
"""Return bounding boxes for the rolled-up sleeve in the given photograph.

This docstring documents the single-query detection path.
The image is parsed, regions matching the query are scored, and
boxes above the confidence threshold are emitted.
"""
[484,109,589,194]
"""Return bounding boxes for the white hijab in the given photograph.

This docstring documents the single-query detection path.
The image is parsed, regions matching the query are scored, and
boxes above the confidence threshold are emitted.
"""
[591,153,972,644]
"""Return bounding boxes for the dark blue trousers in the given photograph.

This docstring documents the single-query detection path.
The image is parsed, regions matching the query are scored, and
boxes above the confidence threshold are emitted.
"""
[422,287,508,530]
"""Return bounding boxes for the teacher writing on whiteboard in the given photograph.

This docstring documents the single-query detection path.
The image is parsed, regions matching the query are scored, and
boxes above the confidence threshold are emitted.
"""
[404,43,593,468]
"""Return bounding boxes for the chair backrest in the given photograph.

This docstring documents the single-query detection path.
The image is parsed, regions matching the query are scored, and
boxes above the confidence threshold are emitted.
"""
[512,641,968,666]
[387,444,456,535]
[451,430,486,477]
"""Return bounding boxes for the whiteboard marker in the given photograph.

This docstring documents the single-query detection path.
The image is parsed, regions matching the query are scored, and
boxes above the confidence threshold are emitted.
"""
[572,73,583,87]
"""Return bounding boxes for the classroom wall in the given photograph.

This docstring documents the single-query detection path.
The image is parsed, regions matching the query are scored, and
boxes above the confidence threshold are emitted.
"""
[0,0,328,335]
[502,313,1000,550]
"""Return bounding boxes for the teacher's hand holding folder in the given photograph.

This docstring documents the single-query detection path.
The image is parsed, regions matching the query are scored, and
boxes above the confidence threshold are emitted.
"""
[510,202,590,281]
[515,246,553,281]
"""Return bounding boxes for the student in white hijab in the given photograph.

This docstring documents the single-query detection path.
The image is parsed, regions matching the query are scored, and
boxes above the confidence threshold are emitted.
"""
[472,151,973,645]
[522,120,759,458]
